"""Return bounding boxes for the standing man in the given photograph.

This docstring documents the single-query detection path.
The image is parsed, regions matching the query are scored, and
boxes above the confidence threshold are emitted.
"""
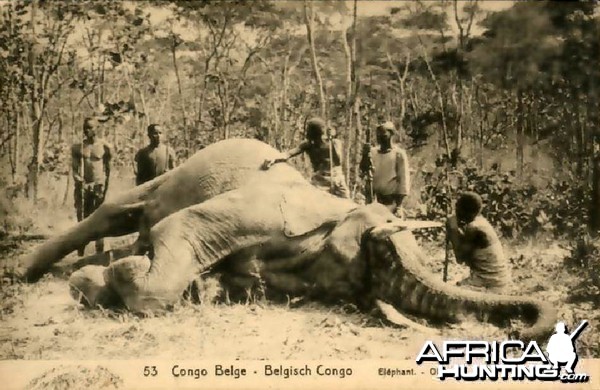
[134,124,176,185]
[369,121,411,216]
[261,117,350,198]
[71,117,112,256]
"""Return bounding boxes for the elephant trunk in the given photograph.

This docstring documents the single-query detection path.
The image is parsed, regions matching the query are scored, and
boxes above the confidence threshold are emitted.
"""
[369,231,557,341]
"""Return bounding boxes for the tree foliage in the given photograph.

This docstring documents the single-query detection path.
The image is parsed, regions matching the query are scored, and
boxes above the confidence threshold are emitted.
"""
[0,0,598,237]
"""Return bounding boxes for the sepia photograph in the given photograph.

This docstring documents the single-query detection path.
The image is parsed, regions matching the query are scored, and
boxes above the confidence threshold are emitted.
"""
[0,0,598,389]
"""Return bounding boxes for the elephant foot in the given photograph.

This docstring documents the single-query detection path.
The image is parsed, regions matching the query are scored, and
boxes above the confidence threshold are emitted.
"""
[69,265,123,308]
[5,262,45,284]
[104,255,152,286]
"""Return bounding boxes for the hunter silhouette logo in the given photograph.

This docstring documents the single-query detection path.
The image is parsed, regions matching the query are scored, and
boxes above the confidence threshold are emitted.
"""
[546,320,588,375]
[416,320,590,383]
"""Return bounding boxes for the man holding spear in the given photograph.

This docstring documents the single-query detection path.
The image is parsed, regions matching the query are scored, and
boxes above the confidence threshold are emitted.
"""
[262,117,350,199]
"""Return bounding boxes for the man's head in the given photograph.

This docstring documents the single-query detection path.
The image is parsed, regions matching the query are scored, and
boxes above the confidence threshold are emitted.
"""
[555,321,566,333]
[147,124,163,146]
[83,117,98,140]
[456,191,483,224]
[376,121,395,147]
[305,117,326,143]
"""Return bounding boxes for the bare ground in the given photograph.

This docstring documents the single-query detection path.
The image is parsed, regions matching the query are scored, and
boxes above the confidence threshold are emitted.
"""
[0,179,598,361]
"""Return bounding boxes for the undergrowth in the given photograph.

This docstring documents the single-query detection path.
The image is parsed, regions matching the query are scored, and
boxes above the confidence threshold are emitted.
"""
[413,158,590,242]
[564,234,600,306]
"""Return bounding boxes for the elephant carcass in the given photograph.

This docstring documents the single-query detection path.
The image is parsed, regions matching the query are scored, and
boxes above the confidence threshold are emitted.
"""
[15,139,298,282]
[71,167,556,341]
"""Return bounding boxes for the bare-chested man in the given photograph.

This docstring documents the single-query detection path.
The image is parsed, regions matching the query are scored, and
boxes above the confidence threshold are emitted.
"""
[71,117,112,256]
[446,191,511,292]
[261,117,350,198]
[134,124,175,185]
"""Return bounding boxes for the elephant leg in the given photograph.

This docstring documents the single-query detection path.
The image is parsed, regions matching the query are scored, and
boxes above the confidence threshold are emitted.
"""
[262,272,311,297]
[14,200,146,282]
[182,276,215,304]
[219,255,266,301]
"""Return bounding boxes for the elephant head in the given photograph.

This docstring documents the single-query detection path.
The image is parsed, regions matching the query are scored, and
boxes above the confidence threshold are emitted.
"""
[363,226,556,341]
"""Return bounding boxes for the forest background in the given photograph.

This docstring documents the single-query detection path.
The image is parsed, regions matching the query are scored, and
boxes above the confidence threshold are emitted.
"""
[0,0,599,290]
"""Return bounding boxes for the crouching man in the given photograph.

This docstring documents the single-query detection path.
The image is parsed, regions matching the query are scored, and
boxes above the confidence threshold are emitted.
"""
[446,191,511,292]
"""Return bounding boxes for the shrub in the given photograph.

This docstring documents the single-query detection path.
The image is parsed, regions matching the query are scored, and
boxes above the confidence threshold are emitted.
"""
[414,158,590,240]
[0,180,34,239]
[564,234,600,297]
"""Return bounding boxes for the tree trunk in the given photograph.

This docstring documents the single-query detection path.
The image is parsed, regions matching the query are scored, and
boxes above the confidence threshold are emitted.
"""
[196,74,207,147]
[587,74,599,235]
[575,101,586,178]
[171,38,189,151]
[591,145,600,235]
[350,0,360,188]
[516,90,525,176]
[419,41,450,159]
[280,51,290,146]
[342,11,354,186]
[478,109,486,169]
[29,103,43,203]
[386,51,410,137]
[27,0,43,202]
[303,0,326,118]
[12,106,20,182]
[451,76,464,161]
[353,96,363,187]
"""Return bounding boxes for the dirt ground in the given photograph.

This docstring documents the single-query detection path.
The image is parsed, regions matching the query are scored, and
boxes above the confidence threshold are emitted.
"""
[1,221,598,362]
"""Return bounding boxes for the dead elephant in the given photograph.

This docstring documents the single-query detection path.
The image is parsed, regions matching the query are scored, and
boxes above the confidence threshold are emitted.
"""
[14,139,556,340]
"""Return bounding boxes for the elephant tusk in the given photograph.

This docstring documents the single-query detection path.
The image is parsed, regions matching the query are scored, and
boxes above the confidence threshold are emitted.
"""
[375,299,440,336]
[370,220,443,240]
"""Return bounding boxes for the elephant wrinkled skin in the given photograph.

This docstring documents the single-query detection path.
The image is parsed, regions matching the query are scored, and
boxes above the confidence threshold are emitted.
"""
[16,139,556,340]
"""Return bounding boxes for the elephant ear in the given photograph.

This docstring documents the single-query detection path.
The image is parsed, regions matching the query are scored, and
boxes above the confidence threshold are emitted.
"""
[278,186,356,237]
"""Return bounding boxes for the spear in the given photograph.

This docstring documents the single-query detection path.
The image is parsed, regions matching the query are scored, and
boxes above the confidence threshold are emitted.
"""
[327,122,334,193]
[80,122,85,221]
[359,120,374,204]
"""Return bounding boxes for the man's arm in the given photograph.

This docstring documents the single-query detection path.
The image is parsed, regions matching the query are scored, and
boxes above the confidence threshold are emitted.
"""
[456,227,484,267]
[167,146,176,170]
[396,148,410,198]
[262,142,307,170]
[446,217,475,266]
[282,143,306,160]
[133,150,139,175]
[71,145,82,182]
[134,150,143,185]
